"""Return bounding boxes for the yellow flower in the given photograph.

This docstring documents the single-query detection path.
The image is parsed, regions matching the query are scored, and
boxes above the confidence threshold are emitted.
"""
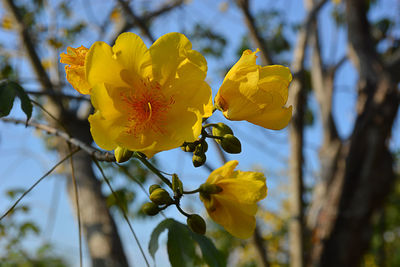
[60,46,91,94]
[200,160,267,239]
[85,32,213,158]
[215,49,292,130]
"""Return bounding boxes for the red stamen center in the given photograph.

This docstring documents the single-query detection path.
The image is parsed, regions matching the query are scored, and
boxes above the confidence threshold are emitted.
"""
[122,79,174,136]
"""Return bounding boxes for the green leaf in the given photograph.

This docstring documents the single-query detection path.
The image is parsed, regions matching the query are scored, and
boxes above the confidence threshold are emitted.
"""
[0,81,32,124]
[167,221,196,267]
[0,81,16,118]
[149,219,225,267]
[189,231,226,267]
[9,81,33,124]
[149,218,175,259]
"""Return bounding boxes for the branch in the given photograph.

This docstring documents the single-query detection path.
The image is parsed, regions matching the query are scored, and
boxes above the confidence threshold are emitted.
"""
[3,0,63,109]
[236,0,273,65]
[112,0,184,43]
[117,0,155,42]
[1,118,115,162]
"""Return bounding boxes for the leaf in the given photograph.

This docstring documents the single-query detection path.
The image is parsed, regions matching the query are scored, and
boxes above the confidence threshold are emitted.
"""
[0,80,16,118]
[189,231,226,267]
[149,219,225,267]
[167,221,196,267]
[0,81,32,124]
[9,81,33,124]
[149,218,174,259]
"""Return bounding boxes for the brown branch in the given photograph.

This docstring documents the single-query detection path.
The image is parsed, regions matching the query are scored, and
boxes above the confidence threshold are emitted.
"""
[236,0,273,65]
[117,0,155,42]
[1,118,115,162]
[3,0,63,110]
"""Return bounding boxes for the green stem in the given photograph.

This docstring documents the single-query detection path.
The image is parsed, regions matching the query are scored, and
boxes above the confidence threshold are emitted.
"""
[183,188,201,194]
[133,152,172,188]
[204,134,224,140]
[203,123,219,129]
[175,203,190,217]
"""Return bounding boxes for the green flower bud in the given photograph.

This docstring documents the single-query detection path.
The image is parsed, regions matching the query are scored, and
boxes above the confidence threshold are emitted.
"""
[181,142,196,152]
[150,188,173,205]
[220,134,241,154]
[194,142,208,156]
[141,202,160,216]
[192,153,206,167]
[199,183,223,195]
[212,123,233,144]
[149,184,161,194]
[187,214,206,235]
[114,146,133,163]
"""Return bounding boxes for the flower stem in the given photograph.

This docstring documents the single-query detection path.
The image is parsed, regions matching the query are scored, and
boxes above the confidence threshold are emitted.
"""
[133,152,172,188]
[183,188,201,194]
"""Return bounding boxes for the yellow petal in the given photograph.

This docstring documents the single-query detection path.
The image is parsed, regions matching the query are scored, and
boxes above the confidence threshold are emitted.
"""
[246,105,293,130]
[217,171,267,203]
[206,160,239,184]
[89,111,121,151]
[86,41,127,87]
[207,195,257,239]
[149,32,192,85]
[112,32,151,79]
[65,66,91,94]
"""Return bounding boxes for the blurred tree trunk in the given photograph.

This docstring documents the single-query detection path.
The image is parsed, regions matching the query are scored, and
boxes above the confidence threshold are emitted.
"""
[306,0,400,266]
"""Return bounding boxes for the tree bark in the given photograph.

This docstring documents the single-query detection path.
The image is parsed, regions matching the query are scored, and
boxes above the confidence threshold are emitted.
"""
[308,0,400,266]
[4,0,130,265]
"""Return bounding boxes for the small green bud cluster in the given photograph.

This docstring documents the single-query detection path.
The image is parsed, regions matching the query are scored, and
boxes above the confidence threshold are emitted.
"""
[141,184,174,216]
[181,139,209,168]
[212,123,241,154]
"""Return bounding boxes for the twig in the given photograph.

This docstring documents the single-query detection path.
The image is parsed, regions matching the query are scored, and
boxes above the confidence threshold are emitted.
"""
[69,144,83,267]
[236,0,273,65]
[1,118,115,162]
[0,148,79,221]
[117,0,155,42]
[92,159,151,267]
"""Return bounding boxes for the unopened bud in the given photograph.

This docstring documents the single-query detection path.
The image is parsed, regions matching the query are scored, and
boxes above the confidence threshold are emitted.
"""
[142,202,160,216]
[220,134,241,154]
[194,142,208,156]
[192,153,206,167]
[150,188,173,205]
[212,123,233,144]
[181,142,196,152]
[187,214,206,235]
[114,146,133,163]
[149,184,161,194]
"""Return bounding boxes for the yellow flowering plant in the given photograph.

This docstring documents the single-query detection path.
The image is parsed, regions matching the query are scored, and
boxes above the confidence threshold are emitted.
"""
[199,160,267,239]
[215,49,292,130]
[60,32,291,246]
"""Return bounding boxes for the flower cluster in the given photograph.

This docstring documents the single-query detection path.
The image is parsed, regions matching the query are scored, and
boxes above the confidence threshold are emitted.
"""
[61,32,291,239]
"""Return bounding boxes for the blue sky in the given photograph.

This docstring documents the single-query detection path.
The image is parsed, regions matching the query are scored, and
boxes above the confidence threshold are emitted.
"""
[0,0,399,266]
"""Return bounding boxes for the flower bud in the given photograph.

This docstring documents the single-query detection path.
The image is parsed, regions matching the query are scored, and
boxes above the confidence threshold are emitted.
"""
[149,184,161,194]
[181,142,196,152]
[150,188,173,205]
[212,123,233,144]
[141,202,160,216]
[194,142,208,156]
[192,153,206,167]
[114,146,133,163]
[220,134,241,154]
[187,214,206,235]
